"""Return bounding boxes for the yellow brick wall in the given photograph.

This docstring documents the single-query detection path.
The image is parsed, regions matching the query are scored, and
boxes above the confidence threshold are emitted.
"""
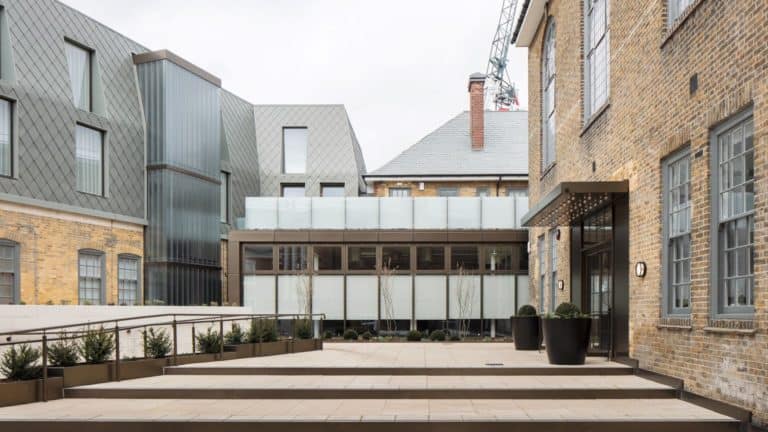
[0,202,144,305]
[372,180,527,197]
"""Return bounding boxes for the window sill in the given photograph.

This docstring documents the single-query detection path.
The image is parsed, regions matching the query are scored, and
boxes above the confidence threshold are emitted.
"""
[661,0,706,48]
[703,327,756,336]
[657,324,692,331]
[580,103,610,137]
[540,162,556,180]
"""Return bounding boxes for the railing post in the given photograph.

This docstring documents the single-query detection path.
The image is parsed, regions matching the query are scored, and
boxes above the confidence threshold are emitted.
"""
[114,324,120,381]
[219,316,224,359]
[41,333,48,402]
[191,324,196,353]
[172,316,178,366]
[142,325,148,359]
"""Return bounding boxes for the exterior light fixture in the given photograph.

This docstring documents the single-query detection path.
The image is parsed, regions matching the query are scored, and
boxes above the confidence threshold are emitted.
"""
[557,280,565,291]
[635,262,647,278]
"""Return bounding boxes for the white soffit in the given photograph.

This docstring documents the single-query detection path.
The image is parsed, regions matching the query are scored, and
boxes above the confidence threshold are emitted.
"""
[515,0,546,48]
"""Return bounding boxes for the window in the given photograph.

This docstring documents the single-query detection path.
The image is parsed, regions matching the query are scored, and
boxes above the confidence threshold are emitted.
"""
[388,187,411,197]
[78,250,103,305]
[541,21,556,170]
[220,172,229,223]
[668,0,695,26]
[65,41,92,111]
[118,255,140,306]
[0,99,12,177]
[417,246,445,271]
[537,235,546,312]
[281,184,305,197]
[508,189,529,228]
[383,246,410,271]
[75,124,104,195]
[438,187,459,197]
[475,187,491,197]
[313,246,342,271]
[451,246,479,271]
[662,150,691,315]
[485,245,527,273]
[283,127,307,174]
[243,245,273,273]
[0,240,18,304]
[321,183,345,197]
[549,230,558,312]
[278,246,307,271]
[585,0,609,120]
[348,246,377,271]
[712,113,754,315]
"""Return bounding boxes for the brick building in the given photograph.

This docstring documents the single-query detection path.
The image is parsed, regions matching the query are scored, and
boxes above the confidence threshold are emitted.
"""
[365,74,529,219]
[514,0,767,426]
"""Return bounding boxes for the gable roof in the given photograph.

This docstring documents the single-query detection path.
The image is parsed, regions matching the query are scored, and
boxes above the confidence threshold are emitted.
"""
[367,110,528,177]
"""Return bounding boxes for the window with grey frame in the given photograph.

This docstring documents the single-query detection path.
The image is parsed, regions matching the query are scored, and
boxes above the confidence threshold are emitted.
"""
[438,187,459,197]
[118,255,140,306]
[321,183,345,197]
[281,184,305,197]
[0,240,19,304]
[220,172,229,223]
[712,112,754,316]
[541,21,556,170]
[662,149,691,315]
[78,250,104,305]
[667,0,695,26]
[388,187,411,197]
[0,99,12,177]
[537,235,546,312]
[75,124,104,195]
[282,127,307,174]
[475,187,491,197]
[549,230,558,312]
[65,41,92,112]
[584,0,609,120]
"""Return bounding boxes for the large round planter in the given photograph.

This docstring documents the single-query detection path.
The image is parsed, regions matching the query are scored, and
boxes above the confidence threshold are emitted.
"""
[541,317,592,365]
[511,316,541,350]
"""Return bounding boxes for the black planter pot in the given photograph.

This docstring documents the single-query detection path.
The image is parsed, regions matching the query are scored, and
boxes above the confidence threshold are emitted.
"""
[511,316,541,350]
[542,317,592,365]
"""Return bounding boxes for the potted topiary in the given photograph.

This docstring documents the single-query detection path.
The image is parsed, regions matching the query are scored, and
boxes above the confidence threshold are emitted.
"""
[542,302,592,365]
[406,330,423,341]
[511,305,541,350]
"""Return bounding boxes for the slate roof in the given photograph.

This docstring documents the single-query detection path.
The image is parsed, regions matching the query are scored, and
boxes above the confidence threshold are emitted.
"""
[368,110,528,177]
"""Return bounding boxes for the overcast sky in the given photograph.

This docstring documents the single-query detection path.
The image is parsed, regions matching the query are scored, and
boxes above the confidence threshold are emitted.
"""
[61,0,528,171]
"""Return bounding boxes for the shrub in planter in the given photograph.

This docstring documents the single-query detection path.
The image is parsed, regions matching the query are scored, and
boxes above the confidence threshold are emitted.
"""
[247,319,278,343]
[295,319,313,340]
[429,330,446,341]
[48,334,79,367]
[406,330,422,341]
[224,323,246,345]
[196,328,222,354]
[1,344,42,380]
[143,328,172,359]
[343,329,358,340]
[323,330,333,340]
[542,302,592,365]
[361,331,372,340]
[79,327,115,364]
[511,304,542,351]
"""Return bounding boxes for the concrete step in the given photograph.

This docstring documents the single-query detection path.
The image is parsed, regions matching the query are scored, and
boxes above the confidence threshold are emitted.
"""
[64,374,677,400]
[0,398,741,431]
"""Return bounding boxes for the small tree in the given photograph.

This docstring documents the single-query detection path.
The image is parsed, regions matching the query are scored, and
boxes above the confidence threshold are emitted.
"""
[79,326,115,364]
[453,264,476,339]
[1,344,42,380]
[196,327,222,354]
[48,333,79,367]
[224,323,246,345]
[379,258,397,335]
[294,267,313,338]
[143,328,172,359]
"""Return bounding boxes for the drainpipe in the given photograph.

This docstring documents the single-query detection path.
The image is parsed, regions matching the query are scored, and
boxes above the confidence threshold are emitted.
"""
[495,176,502,196]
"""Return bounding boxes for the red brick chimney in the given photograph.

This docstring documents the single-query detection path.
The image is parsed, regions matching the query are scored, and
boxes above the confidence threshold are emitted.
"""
[468,73,485,151]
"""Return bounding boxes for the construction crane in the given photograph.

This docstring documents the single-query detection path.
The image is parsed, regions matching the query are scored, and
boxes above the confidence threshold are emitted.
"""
[485,0,520,111]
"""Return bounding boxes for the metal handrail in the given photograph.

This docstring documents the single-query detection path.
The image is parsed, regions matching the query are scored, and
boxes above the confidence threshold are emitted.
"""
[0,312,325,402]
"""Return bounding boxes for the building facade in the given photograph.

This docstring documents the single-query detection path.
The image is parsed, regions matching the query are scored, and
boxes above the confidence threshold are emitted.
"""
[0,0,365,306]
[515,0,767,425]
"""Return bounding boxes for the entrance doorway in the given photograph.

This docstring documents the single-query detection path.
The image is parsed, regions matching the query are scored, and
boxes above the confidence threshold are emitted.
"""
[585,249,611,355]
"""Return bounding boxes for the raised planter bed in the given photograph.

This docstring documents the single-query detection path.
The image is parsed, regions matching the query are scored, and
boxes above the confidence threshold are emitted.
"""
[118,357,169,380]
[293,339,318,353]
[0,377,63,407]
[224,343,256,358]
[49,362,111,388]
[260,340,291,356]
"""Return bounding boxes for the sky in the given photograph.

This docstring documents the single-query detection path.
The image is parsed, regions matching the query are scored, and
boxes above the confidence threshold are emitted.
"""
[60,0,529,171]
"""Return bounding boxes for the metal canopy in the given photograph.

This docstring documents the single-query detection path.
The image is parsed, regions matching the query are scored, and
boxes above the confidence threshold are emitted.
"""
[521,181,629,227]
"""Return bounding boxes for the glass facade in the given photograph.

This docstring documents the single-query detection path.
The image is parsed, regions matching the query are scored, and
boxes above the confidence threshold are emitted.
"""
[348,246,377,271]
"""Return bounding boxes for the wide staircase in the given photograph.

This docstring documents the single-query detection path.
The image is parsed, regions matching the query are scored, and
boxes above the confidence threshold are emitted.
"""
[0,343,747,431]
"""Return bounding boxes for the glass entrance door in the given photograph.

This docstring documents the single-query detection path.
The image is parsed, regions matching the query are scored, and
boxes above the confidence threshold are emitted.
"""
[586,249,612,355]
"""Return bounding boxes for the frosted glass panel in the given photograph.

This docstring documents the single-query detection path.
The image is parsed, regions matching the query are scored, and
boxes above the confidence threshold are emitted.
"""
[380,198,413,229]
[448,198,481,229]
[380,275,412,320]
[448,275,481,319]
[346,198,379,229]
[278,198,311,229]
[278,275,310,315]
[516,275,531,309]
[482,197,515,229]
[414,275,446,320]
[243,275,275,315]
[245,197,277,229]
[312,276,344,320]
[414,198,447,229]
[311,197,345,229]
[346,275,378,320]
[483,275,516,319]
